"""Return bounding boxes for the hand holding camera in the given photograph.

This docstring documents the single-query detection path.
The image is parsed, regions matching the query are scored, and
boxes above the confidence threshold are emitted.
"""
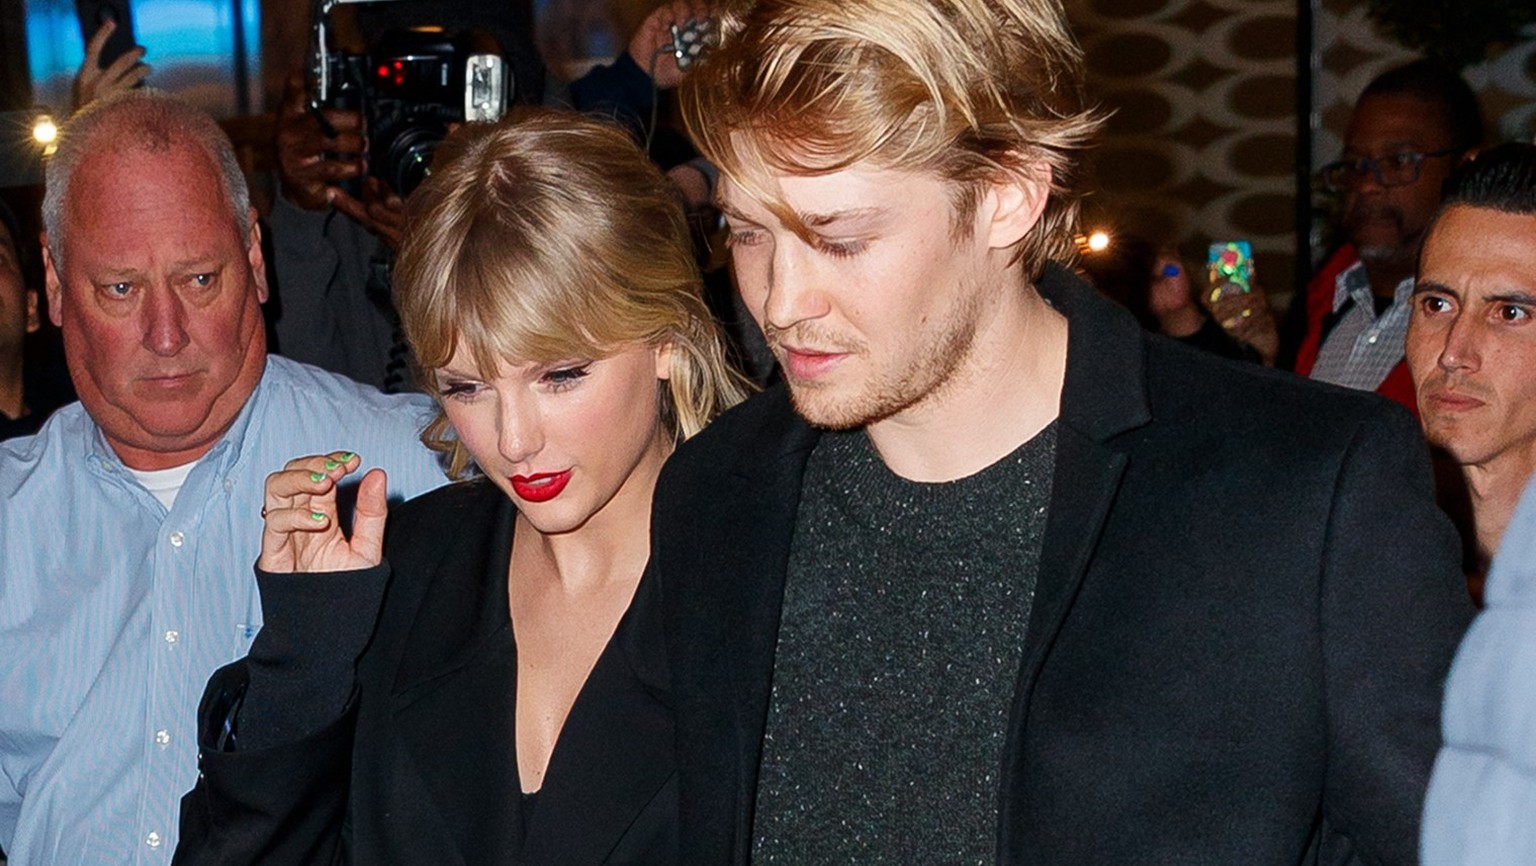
[277,70,366,212]
[629,0,718,90]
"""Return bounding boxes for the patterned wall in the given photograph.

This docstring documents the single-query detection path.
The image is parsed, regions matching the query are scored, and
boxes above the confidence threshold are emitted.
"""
[1069,0,1300,299]
[1311,2,1536,263]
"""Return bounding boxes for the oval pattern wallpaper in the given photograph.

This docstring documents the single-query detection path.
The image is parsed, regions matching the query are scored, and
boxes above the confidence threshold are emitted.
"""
[1069,0,1536,304]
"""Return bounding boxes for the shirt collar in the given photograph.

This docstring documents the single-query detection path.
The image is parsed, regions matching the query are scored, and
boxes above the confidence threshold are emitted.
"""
[85,358,271,479]
[1332,261,1416,315]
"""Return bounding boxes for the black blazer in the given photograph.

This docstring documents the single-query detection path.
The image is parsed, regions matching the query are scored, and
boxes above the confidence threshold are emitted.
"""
[176,480,676,865]
[649,264,1474,865]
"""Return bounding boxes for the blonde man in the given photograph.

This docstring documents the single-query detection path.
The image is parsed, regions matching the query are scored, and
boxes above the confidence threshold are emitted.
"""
[648,0,1472,862]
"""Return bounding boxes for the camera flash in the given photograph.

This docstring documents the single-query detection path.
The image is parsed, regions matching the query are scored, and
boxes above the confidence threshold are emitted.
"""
[464,55,507,123]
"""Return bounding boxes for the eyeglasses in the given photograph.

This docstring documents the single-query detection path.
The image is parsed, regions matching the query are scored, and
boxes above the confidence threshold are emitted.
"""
[1319,149,1459,191]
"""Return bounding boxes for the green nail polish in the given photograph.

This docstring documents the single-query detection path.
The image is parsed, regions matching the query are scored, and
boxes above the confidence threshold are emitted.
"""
[310,512,326,522]
[324,459,339,470]
[340,452,356,461]
[310,471,325,482]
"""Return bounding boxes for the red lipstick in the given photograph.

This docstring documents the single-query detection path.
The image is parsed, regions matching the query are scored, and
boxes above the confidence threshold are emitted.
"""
[509,470,572,503]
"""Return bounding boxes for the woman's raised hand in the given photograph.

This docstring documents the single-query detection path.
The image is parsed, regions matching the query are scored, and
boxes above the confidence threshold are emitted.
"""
[258,451,390,573]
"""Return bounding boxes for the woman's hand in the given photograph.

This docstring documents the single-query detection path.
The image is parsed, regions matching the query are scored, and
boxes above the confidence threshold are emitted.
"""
[258,451,389,573]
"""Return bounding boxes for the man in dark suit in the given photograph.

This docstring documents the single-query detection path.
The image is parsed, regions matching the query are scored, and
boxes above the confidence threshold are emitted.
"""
[652,0,1474,862]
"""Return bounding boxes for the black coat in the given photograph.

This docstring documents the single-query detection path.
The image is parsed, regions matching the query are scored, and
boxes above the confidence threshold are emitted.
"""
[648,265,1474,865]
[175,480,676,865]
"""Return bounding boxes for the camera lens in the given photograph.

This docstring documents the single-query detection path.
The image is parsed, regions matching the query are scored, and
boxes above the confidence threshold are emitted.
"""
[383,125,441,198]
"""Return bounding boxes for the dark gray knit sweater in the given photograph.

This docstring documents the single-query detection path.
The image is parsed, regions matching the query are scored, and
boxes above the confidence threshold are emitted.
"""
[752,422,1056,864]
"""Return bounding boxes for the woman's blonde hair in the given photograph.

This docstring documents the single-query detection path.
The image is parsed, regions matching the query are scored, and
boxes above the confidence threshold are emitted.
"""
[394,109,751,477]
[681,0,1104,278]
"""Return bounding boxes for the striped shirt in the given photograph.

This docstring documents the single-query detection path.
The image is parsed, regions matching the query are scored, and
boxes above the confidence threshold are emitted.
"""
[1308,262,1415,393]
[0,355,447,865]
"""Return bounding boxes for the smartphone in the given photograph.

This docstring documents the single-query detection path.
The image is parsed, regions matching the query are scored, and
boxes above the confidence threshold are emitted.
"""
[1206,240,1254,303]
[75,0,137,71]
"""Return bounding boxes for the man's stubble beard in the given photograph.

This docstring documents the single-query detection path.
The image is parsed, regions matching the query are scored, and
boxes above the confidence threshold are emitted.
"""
[1346,201,1426,269]
[776,274,988,431]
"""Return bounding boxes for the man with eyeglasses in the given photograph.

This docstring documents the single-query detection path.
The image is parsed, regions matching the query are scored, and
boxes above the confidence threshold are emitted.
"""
[1293,60,1482,413]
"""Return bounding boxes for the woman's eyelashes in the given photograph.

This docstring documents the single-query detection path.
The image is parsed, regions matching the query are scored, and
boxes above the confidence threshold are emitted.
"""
[435,363,592,400]
[437,378,483,401]
[541,363,592,391]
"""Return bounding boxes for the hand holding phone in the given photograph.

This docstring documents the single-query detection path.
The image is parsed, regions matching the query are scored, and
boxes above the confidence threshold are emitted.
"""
[1206,240,1254,304]
[76,0,137,70]
[74,1,147,109]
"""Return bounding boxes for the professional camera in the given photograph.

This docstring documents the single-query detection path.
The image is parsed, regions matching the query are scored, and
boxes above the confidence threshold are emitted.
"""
[311,5,509,197]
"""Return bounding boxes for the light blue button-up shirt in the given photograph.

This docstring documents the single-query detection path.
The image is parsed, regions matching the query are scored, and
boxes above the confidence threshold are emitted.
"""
[1422,477,1536,864]
[0,355,448,865]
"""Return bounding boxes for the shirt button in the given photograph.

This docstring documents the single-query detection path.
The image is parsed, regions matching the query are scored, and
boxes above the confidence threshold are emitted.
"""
[155,729,171,746]
[1367,334,1379,344]
[169,531,185,547]
[164,630,179,644]
[223,478,234,492]
[146,831,162,848]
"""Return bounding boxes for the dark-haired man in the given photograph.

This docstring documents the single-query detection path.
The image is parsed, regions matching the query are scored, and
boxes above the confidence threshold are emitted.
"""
[1406,142,1536,590]
[1295,60,1483,412]
[1415,143,1536,866]
[650,0,1472,862]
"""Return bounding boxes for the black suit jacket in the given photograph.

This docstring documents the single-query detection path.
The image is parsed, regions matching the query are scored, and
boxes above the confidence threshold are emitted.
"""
[649,264,1473,865]
[176,480,676,865]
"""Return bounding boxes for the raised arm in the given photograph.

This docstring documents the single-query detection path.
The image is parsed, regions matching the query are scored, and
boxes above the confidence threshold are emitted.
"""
[175,452,396,865]
[260,451,388,573]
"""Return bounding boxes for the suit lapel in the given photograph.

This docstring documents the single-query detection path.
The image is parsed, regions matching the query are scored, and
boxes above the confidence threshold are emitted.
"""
[725,445,812,787]
[677,386,819,859]
[390,487,524,865]
[998,266,1152,846]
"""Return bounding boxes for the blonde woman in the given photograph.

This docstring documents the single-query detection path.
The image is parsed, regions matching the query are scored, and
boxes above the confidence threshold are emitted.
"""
[175,110,748,865]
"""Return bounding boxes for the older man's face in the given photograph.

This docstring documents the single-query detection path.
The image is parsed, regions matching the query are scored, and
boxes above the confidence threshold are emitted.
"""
[1341,94,1459,269]
[44,141,268,470]
[1408,205,1536,473]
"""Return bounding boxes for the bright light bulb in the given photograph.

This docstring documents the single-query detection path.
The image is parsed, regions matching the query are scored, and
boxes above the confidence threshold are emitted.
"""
[1086,230,1110,252]
[32,116,58,146]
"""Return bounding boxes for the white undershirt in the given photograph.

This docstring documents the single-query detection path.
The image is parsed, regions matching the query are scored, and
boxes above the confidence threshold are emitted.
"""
[127,459,200,510]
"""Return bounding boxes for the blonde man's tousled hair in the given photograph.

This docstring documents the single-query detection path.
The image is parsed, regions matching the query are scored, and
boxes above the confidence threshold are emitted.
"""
[394,109,750,478]
[682,0,1104,278]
